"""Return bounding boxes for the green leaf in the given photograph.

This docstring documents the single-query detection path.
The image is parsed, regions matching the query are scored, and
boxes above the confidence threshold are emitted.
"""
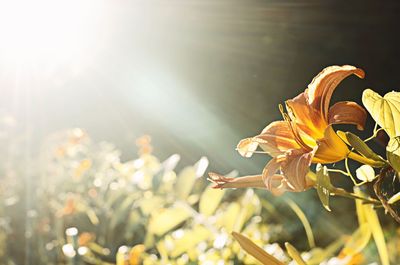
[362,89,400,138]
[316,164,332,212]
[387,136,400,173]
[356,165,376,182]
[285,242,307,265]
[109,194,138,229]
[199,184,225,216]
[340,131,385,165]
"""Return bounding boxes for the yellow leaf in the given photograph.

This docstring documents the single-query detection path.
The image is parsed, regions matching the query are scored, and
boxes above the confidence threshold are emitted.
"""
[388,191,400,204]
[355,187,390,265]
[341,224,371,256]
[86,209,99,225]
[386,137,400,173]
[199,184,225,216]
[307,236,346,265]
[354,187,367,225]
[363,205,390,265]
[232,232,285,265]
[285,242,307,265]
[175,166,197,199]
[148,205,192,236]
[217,202,241,231]
[139,196,163,216]
[170,226,211,257]
[234,190,260,231]
[362,89,400,138]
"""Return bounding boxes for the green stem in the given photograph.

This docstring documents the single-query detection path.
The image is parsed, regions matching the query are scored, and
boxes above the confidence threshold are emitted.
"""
[348,151,384,167]
[332,188,380,205]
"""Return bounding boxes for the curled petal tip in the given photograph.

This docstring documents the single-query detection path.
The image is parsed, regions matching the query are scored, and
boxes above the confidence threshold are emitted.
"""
[308,65,366,117]
[355,68,365,79]
[237,138,259,158]
[207,172,234,189]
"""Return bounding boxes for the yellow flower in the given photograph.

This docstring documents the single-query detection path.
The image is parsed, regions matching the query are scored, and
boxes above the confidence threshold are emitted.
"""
[210,65,368,195]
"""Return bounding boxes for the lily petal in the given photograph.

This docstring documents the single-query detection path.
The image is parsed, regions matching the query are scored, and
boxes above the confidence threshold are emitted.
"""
[307,65,365,120]
[254,121,302,156]
[328,101,367,130]
[280,149,315,191]
[265,174,295,196]
[261,157,296,195]
[314,126,349,163]
[286,92,326,139]
[261,156,284,183]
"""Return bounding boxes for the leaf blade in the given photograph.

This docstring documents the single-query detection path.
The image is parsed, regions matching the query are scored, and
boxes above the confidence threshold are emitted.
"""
[232,232,285,265]
[362,89,400,138]
[285,242,307,265]
[316,164,332,212]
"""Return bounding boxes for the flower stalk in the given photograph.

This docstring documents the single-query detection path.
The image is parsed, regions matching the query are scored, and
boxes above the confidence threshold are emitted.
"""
[348,151,385,168]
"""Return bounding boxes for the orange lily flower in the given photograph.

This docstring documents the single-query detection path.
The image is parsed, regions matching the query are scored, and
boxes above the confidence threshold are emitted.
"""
[210,65,369,195]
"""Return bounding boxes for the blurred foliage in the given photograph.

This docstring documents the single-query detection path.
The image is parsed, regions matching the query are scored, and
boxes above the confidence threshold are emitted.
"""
[1,118,400,264]
[0,127,292,265]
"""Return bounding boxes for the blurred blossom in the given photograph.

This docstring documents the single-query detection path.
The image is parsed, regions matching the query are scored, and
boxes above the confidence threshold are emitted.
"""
[172,229,185,239]
[65,227,78,237]
[265,243,287,262]
[213,233,228,249]
[62,243,76,258]
[77,246,88,255]
[136,135,153,155]
[163,154,181,172]
[57,195,77,217]
[78,232,94,246]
